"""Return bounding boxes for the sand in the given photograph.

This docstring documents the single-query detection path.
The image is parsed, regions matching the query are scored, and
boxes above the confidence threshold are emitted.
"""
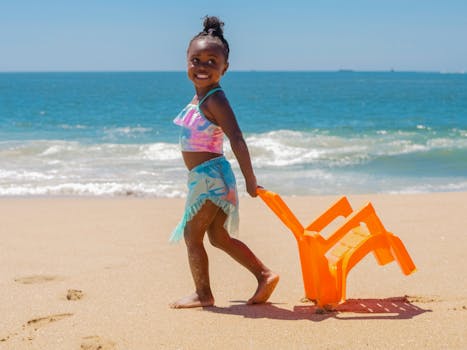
[0,192,466,349]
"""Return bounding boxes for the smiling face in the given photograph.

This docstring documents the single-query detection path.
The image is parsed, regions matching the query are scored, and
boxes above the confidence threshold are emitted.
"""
[187,38,229,91]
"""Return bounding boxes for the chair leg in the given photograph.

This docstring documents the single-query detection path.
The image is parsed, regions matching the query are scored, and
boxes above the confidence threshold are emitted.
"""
[387,234,417,275]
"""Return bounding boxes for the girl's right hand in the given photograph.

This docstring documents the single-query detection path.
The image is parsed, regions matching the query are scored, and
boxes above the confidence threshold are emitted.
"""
[246,177,258,197]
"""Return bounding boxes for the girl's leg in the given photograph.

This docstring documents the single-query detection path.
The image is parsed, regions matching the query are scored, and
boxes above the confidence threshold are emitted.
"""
[170,201,220,309]
[207,210,279,304]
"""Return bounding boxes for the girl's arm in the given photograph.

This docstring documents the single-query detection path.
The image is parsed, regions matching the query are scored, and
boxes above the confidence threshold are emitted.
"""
[203,92,258,197]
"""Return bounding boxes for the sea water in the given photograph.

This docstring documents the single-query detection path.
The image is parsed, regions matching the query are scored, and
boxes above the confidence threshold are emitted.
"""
[0,71,466,197]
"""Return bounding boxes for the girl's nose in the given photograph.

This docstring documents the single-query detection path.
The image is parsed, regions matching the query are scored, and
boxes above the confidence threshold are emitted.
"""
[198,61,209,68]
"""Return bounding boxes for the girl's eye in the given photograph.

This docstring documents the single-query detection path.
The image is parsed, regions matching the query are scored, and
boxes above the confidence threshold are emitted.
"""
[191,58,199,64]
[208,59,216,65]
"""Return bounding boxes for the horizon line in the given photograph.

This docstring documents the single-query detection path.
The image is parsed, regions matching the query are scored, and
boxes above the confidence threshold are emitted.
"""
[0,69,465,74]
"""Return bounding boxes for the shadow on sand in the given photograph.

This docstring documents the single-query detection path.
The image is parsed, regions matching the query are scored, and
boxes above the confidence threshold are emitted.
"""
[207,296,431,321]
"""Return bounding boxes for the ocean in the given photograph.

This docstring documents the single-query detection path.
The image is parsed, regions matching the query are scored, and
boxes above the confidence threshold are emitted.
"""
[1,71,466,197]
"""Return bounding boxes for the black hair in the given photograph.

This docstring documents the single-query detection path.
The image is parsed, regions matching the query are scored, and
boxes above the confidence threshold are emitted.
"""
[189,16,230,60]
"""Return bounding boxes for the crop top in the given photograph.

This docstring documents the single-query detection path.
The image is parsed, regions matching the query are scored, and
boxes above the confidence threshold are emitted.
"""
[173,87,224,154]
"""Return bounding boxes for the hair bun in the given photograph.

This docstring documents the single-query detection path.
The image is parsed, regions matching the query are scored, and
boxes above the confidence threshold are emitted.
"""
[189,15,230,60]
[203,16,224,36]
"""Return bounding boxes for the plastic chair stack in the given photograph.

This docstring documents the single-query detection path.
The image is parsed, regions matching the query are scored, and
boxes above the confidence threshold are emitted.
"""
[257,188,416,307]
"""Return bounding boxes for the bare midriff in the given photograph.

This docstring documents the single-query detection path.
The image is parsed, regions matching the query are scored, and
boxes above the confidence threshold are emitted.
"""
[182,151,223,171]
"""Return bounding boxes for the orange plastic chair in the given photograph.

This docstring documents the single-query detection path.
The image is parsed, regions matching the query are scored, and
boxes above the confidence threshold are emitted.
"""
[257,188,416,307]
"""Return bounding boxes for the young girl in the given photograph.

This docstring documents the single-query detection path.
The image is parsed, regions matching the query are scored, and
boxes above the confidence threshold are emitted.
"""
[169,16,279,309]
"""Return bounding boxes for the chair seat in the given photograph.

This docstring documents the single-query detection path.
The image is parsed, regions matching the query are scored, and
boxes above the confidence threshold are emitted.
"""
[328,227,370,262]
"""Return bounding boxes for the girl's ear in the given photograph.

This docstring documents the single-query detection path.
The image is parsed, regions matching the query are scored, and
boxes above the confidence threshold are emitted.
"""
[222,62,229,75]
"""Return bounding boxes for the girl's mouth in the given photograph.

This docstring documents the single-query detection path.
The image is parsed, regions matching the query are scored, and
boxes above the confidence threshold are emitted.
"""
[195,74,209,79]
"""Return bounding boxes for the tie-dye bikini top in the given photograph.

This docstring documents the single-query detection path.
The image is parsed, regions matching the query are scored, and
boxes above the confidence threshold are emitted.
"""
[173,87,224,154]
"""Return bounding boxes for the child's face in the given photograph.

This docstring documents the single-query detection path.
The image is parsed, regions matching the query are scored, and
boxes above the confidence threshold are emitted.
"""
[187,38,229,90]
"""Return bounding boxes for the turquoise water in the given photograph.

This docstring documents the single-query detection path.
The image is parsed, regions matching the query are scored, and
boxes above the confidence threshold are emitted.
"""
[1,71,466,196]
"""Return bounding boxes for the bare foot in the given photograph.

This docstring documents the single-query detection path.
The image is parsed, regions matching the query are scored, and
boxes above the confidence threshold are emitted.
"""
[247,271,280,305]
[169,292,214,309]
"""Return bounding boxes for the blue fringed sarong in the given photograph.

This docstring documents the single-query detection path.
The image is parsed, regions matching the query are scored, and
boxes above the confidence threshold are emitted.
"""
[170,156,239,242]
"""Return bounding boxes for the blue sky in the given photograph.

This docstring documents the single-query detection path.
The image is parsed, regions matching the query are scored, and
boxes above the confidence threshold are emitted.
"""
[1,0,466,72]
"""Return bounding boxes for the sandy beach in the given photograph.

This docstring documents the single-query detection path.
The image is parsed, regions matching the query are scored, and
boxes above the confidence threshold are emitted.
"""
[1,192,466,349]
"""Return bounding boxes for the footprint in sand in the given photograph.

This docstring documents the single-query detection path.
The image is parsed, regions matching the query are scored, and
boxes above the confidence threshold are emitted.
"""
[25,313,74,331]
[405,295,442,303]
[14,275,63,284]
[66,289,85,300]
[407,296,467,311]
[1,313,74,343]
[449,305,467,311]
[81,335,116,350]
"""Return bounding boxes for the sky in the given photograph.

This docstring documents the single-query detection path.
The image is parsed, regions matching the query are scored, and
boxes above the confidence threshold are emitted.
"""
[1,0,466,72]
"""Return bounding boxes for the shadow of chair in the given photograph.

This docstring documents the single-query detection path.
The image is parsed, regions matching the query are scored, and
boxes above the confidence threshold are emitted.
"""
[257,188,416,308]
[207,296,429,321]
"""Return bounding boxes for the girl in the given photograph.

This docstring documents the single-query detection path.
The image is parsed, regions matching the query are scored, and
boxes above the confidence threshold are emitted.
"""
[170,16,279,309]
